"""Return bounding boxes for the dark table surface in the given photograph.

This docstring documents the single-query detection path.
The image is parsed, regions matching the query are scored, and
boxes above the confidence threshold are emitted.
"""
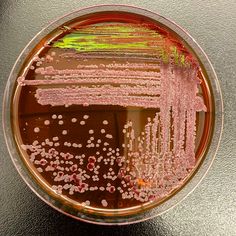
[0,1,236,235]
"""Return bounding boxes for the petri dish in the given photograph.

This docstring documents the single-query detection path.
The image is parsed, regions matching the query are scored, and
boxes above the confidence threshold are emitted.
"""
[3,5,223,225]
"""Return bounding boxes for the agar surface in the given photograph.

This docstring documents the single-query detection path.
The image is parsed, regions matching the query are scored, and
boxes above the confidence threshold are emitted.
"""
[17,22,206,209]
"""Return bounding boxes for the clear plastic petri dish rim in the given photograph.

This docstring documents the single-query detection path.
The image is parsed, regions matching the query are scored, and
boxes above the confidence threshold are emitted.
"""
[2,5,223,225]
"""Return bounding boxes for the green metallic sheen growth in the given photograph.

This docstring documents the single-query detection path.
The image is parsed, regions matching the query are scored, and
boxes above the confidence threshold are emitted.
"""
[53,24,192,67]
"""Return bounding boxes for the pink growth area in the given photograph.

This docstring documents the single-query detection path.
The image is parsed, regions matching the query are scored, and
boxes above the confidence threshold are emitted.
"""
[16,40,207,210]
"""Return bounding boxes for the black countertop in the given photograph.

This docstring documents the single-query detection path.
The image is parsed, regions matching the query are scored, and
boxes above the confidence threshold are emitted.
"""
[0,1,235,235]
